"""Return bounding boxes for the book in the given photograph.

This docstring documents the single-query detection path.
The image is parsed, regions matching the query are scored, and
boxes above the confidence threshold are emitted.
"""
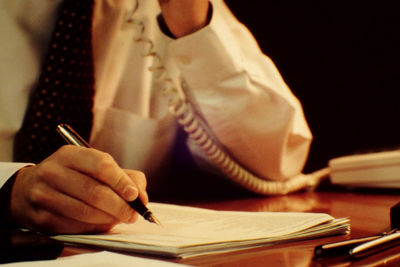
[53,202,350,258]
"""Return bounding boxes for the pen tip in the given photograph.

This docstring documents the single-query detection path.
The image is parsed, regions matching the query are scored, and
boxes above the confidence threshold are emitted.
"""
[147,213,162,226]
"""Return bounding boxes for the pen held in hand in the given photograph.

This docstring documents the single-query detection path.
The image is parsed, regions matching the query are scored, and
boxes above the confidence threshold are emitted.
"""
[56,124,161,225]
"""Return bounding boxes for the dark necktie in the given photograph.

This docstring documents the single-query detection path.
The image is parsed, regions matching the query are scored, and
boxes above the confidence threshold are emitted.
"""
[13,0,95,163]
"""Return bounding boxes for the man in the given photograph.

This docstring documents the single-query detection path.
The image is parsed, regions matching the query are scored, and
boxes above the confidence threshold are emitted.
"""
[0,0,312,233]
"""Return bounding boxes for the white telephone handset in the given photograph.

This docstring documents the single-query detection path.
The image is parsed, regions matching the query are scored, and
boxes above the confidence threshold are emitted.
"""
[329,150,400,188]
[126,1,329,195]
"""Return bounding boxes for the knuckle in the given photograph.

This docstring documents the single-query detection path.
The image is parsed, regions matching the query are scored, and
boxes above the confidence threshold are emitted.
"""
[29,186,49,205]
[129,170,147,190]
[95,153,116,176]
[35,161,61,182]
[113,172,126,191]
[136,171,147,189]
[34,162,53,179]
[87,184,108,206]
[55,144,74,158]
[56,144,70,153]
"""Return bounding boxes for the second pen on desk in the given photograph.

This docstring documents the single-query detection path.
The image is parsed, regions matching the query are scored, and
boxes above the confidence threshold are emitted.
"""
[56,124,161,225]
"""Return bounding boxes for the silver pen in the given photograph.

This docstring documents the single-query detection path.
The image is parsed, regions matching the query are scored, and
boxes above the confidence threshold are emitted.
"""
[56,124,161,225]
[349,229,400,258]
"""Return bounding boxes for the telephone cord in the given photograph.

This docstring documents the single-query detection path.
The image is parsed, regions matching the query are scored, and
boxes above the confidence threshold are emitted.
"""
[125,0,330,195]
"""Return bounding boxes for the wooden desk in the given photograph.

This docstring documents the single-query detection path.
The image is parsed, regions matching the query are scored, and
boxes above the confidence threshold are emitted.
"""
[63,188,400,266]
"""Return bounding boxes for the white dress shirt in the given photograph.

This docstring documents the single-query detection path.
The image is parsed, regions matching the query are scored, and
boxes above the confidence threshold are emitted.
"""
[0,0,312,193]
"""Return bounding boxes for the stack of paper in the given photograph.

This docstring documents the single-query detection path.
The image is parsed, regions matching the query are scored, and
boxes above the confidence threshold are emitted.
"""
[53,203,350,258]
[2,252,188,266]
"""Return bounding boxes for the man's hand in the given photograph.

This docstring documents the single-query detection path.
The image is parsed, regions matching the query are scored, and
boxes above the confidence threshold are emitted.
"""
[158,0,209,38]
[9,145,148,234]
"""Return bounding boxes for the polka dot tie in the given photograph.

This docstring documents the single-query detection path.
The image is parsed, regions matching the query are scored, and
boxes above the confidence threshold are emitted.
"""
[13,0,95,163]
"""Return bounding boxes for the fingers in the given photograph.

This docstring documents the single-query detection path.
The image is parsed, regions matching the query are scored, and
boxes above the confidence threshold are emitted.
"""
[36,161,137,224]
[9,146,149,234]
[124,169,148,204]
[9,166,111,233]
[55,146,141,202]
[28,179,129,225]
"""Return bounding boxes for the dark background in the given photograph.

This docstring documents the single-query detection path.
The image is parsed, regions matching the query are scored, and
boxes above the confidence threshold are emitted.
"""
[226,1,400,173]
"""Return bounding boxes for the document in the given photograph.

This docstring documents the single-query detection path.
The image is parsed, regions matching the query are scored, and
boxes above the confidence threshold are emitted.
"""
[2,251,188,266]
[53,203,350,258]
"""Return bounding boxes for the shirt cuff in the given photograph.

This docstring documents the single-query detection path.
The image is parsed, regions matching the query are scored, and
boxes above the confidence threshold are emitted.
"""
[0,162,34,189]
[0,163,34,227]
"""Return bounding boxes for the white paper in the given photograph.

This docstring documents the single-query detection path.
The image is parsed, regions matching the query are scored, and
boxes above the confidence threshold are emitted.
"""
[1,251,189,267]
[53,202,349,258]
